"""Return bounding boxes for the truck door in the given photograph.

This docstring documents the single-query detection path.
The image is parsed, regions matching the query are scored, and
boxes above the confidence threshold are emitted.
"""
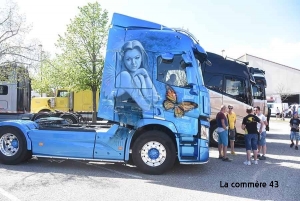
[56,90,70,111]
[156,53,200,121]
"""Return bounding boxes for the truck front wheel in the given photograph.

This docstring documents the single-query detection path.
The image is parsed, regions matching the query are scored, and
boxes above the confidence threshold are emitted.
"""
[0,127,28,165]
[132,130,176,175]
[209,123,219,147]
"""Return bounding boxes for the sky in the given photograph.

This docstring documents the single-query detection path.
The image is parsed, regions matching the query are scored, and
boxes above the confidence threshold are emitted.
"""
[2,0,300,69]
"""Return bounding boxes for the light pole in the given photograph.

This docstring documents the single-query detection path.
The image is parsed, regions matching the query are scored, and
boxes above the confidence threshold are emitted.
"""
[221,49,225,58]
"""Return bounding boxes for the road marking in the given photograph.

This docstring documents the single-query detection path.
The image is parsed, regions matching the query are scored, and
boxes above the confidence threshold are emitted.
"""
[0,187,21,201]
[75,161,143,179]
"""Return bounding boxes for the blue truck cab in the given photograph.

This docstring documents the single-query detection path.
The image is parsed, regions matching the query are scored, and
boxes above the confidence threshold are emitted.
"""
[0,13,211,175]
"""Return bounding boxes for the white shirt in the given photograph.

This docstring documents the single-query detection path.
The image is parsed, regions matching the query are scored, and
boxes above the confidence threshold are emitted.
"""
[256,113,267,132]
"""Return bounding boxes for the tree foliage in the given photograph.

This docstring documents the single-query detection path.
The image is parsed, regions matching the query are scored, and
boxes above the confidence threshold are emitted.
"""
[276,82,292,103]
[56,2,109,122]
[0,1,41,81]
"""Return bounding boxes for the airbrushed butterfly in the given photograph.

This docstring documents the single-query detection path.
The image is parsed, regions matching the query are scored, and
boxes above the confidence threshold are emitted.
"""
[163,85,198,118]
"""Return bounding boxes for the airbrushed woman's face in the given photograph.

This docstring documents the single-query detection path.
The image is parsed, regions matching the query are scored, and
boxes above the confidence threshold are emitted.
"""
[124,49,142,72]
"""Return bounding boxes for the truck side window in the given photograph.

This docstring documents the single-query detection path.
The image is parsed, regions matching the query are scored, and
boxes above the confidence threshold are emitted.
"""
[0,85,8,95]
[157,54,188,87]
[57,90,69,97]
[203,73,223,93]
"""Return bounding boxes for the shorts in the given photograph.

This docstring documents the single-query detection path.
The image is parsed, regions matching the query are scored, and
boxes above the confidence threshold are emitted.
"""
[290,131,299,141]
[276,113,280,116]
[218,129,228,146]
[258,131,266,146]
[229,129,235,141]
[244,134,258,151]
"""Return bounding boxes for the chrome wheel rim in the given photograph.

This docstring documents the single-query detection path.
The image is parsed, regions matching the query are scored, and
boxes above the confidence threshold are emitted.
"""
[0,133,19,156]
[213,128,219,143]
[64,118,74,124]
[141,141,166,167]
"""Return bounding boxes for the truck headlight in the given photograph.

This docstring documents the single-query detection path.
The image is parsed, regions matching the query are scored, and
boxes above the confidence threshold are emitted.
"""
[201,125,209,140]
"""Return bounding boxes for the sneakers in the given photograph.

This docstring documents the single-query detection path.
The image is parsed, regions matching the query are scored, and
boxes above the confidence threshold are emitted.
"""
[295,146,299,150]
[222,157,232,162]
[259,155,267,160]
[244,161,251,165]
[231,151,237,155]
[251,154,260,160]
[290,143,294,148]
[253,160,258,165]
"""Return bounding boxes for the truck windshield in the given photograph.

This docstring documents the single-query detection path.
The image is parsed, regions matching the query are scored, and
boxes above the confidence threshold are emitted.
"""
[253,77,266,99]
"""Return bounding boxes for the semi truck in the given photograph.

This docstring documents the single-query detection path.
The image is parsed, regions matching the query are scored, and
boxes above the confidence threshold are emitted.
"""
[249,67,270,128]
[249,67,268,116]
[201,52,256,146]
[30,89,99,123]
[0,68,81,124]
[0,13,211,175]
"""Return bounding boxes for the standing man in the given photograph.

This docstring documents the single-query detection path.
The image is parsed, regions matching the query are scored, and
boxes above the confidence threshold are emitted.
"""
[255,106,268,160]
[242,107,263,165]
[227,104,237,155]
[216,105,231,161]
[276,107,280,120]
[289,112,300,150]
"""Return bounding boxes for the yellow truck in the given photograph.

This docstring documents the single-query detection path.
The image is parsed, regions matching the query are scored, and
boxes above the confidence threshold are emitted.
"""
[31,89,99,123]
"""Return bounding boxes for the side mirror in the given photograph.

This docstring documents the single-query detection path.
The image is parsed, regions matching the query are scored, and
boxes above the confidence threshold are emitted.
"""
[181,54,192,68]
[205,59,212,66]
[193,44,207,63]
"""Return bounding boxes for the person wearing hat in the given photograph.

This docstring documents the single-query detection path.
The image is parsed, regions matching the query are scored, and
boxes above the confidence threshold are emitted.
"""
[289,112,300,150]
[242,107,263,165]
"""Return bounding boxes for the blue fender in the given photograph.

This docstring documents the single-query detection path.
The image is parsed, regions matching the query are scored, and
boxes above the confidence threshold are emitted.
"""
[124,130,135,162]
[136,119,178,133]
[0,120,38,150]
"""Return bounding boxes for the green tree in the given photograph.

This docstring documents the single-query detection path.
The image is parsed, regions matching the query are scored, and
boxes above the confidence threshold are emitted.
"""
[56,2,109,123]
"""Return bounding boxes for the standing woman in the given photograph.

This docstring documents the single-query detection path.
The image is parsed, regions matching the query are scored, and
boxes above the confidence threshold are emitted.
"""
[216,105,231,162]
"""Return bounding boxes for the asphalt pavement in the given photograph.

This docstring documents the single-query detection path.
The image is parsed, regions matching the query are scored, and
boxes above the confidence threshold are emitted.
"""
[0,118,299,201]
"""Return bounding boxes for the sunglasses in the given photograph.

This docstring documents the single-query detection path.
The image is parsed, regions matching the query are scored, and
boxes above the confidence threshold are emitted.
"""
[228,107,233,109]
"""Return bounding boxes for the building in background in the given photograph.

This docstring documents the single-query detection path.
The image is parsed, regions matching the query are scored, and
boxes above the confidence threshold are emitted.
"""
[237,54,300,104]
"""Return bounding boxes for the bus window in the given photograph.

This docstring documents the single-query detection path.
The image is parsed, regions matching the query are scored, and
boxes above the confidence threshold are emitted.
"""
[203,73,223,93]
[225,77,246,102]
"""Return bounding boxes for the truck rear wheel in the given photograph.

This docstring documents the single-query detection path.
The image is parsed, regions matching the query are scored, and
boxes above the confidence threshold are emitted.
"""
[0,127,28,165]
[132,130,176,175]
[61,115,78,124]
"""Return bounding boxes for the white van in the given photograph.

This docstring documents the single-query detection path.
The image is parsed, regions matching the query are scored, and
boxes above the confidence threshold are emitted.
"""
[267,103,289,117]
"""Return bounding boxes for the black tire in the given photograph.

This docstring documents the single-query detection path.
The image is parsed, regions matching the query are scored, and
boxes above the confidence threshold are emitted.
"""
[33,113,50,121]
[132,130,176,175]
[209,123,218,147]
[39,109,51,113]
[0,127,28,165]
[61,115,78,124]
